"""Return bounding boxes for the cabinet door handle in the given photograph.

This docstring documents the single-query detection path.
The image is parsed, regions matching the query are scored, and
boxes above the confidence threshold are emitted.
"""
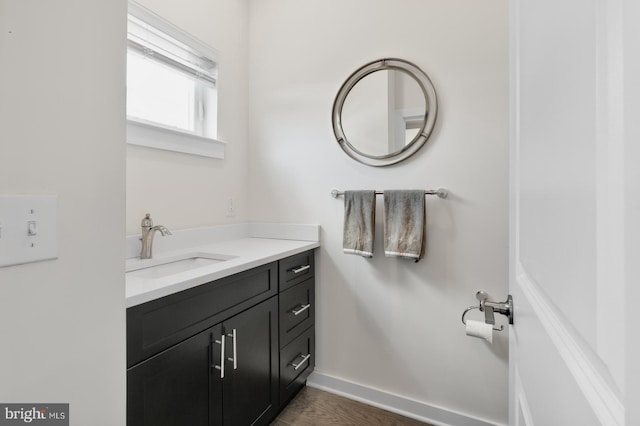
[290,303,311,316]
[290,353,311,370]
[214,335,225,379]
[292,265,310,274]
[227,329,237,370]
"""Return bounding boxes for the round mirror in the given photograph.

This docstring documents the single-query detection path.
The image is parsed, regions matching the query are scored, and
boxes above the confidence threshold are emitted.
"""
[332,58,437,167]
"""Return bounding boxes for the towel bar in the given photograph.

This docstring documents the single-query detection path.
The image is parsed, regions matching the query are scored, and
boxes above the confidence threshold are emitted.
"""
[330,188,448,199]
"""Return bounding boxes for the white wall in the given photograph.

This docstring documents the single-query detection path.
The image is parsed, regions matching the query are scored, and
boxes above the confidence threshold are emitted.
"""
[0,1,126,424]
[126,0,250,235]
[248,1,509,424]
[0,1,509,424]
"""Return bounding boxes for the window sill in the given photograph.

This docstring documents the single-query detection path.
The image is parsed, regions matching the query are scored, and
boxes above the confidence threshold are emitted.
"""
[126,119,226,159]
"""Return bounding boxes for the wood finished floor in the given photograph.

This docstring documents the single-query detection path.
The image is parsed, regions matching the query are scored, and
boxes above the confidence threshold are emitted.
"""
[271,387,431,426]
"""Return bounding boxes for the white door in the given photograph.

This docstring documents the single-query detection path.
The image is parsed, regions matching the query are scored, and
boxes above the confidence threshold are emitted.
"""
[509,0,639,425]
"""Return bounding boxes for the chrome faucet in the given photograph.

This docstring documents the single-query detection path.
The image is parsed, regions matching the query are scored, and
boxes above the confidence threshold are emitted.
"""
[140,213,172,259]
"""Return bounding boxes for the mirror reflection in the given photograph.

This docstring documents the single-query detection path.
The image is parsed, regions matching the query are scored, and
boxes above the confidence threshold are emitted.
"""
[341,69,427,158]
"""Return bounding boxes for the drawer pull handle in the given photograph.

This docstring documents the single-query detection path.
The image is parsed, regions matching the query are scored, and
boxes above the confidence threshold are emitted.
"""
[292,265,310,274]
[290,303,311,316]
[214,335,225,379]
[290,353,311,370]
[227,329,238,370]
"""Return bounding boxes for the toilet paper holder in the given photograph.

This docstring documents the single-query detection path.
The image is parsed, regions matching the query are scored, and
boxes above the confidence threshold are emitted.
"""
[461,290,514,331]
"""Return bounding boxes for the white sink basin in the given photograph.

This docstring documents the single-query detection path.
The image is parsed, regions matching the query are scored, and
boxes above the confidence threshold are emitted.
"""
[126,252,236,279]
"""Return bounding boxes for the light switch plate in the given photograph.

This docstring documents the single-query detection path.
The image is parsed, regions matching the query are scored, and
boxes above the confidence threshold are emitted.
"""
[0,195,58,267]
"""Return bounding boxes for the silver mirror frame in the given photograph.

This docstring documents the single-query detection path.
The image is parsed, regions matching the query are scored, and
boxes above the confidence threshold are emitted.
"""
[332,58,438,167]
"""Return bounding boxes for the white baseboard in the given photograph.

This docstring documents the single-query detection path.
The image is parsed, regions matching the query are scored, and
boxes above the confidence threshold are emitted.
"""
[306,372,504,426]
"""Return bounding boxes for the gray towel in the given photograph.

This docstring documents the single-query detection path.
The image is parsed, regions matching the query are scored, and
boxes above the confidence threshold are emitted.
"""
[343,190,376,257]
[383,190,425,260]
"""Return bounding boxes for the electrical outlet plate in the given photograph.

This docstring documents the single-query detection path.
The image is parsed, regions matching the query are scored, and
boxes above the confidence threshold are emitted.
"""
[0,195,58,267]
[226,197,235,217]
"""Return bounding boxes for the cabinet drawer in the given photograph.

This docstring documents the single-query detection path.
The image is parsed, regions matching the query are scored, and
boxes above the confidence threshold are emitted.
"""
[127,262,277,367]
[279,250,315,291]
[279,278,314,348]
[279,327,315,406]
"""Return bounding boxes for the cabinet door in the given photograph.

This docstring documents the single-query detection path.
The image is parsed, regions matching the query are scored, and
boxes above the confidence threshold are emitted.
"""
[222,296,278,426]
[128,324,223,426]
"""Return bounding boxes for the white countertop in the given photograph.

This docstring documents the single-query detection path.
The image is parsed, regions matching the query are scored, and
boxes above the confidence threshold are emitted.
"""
[126,223,320,308]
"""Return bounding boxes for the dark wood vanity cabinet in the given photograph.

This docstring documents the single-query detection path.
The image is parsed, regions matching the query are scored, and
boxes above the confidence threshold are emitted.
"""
[127,249,315,426]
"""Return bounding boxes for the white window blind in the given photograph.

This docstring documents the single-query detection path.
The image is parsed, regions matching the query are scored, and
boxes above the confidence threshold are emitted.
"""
[127,14,217,86]
[126,1,224,158]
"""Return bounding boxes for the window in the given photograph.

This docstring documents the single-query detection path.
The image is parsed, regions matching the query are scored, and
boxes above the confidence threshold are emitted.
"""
[126,2,224,158]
